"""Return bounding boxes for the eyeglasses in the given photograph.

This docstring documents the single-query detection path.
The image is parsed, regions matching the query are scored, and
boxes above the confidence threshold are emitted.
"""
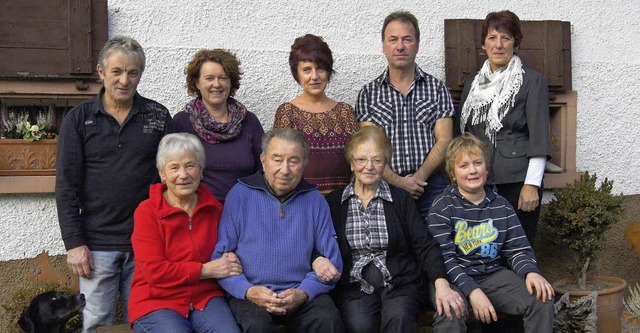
[352,156,386,168]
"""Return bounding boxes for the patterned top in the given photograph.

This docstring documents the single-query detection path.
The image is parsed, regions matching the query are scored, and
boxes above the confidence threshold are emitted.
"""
[341,180,393,294]
[427,185,541,296]
[274,102,358,195]
[356,65,455,176]
[173,110,263,203]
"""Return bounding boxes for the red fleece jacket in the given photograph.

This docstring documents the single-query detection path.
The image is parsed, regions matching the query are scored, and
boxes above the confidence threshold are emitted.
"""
[129,183,225,325]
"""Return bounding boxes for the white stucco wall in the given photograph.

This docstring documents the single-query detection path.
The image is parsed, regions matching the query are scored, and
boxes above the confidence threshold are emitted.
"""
[1,0,639,261]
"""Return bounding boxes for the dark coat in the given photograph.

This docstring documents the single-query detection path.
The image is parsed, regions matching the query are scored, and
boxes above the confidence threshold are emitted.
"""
[326,184,447,303]
[459,65,551,185]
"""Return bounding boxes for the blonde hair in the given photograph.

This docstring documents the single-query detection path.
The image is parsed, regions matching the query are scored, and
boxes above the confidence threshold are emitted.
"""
[345,126,392,162]
[445,133,490,182]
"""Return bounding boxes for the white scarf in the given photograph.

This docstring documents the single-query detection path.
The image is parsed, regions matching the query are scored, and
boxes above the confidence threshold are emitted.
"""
[460,55,524,145]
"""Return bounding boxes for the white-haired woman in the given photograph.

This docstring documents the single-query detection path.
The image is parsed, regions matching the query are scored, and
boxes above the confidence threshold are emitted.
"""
[129,133,242,332]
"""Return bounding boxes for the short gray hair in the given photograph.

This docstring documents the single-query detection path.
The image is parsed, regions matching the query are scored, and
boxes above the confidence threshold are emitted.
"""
[98,35,146,73]
[156,133,205,170]
[261,128,309,162]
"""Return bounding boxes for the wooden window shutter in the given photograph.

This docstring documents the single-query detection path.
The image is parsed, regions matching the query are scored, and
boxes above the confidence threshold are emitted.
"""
[68,0,93,74]
[444,18,572,96]
[0,0,107,79]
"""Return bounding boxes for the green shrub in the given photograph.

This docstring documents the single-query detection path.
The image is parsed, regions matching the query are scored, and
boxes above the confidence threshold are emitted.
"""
[543,172,624,290]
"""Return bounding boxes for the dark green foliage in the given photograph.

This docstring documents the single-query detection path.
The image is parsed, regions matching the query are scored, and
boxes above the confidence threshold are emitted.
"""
[544,172,624,290]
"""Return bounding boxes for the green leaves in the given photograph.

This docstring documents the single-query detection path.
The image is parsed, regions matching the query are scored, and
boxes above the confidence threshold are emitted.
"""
[19,121,47,141]
[2,111,54,141]
[544,172,624,288]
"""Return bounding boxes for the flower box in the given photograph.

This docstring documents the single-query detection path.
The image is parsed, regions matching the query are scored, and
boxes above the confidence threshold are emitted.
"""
[0,139,57,176]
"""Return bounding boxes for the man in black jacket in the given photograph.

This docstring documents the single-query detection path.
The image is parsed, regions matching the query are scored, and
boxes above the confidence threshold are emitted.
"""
[55,36,172,333]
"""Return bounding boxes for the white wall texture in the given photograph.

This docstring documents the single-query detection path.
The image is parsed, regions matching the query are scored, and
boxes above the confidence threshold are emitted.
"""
[1,0,639,261]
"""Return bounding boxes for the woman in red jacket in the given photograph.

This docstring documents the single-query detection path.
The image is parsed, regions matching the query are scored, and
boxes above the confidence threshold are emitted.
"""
[129,133,242,333]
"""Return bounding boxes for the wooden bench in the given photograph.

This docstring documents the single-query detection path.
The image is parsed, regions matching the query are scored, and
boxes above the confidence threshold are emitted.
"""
[96,325,132,333]
[94,313,484,333]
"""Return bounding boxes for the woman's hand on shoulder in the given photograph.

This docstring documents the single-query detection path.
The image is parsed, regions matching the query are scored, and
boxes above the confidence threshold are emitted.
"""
[201,252,243,279]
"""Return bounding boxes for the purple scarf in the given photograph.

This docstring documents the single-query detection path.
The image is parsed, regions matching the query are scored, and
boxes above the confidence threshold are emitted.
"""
[185,97,247,144]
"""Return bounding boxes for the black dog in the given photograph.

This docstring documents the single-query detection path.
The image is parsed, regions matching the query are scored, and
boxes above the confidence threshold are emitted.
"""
[18,291,85,333]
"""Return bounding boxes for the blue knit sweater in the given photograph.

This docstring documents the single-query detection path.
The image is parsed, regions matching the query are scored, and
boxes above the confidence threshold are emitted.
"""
[211,171,343,300]
[427,185,541,296]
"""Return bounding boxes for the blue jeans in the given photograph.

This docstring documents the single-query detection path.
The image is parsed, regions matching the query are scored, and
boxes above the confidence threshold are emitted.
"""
[79,251,134,333]
[416,172,449,218]
[132,297,241,333]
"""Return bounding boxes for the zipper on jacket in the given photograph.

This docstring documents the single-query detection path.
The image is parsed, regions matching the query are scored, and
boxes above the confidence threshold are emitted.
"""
[280,202,285,218]
[189,217,193,230]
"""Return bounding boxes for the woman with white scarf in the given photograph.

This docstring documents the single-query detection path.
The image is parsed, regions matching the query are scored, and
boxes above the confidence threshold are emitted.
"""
[458,10,551,244]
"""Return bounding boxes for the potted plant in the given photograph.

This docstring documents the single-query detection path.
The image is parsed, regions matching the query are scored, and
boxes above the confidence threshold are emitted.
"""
[0,104,59,176]
[1,104,58,141]
[544,171,626,332]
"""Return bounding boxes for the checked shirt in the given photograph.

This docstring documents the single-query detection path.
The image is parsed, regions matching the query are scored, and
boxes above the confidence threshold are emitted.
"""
[341,180,394,294]
[355,65,455,176]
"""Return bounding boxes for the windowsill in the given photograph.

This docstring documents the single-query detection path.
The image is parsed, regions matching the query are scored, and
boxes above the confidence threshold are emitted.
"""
[543,91,579,189]
[1,79,100,194]
[544,172,583,189]
[0,175,55,193]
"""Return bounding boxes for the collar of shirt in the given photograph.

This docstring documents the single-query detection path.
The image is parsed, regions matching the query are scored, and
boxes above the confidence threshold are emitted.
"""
[376,65,428,87]
[93,87,142,118]
[341,179,394,204]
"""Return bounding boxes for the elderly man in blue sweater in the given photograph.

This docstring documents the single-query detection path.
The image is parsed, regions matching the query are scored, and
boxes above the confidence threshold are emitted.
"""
[212,128,344,332]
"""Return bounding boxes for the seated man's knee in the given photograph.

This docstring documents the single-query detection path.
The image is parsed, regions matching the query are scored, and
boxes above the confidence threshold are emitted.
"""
[301,295,344,332]
[229,299,276,333]
[236,311,276,333]
[240,320,276,333]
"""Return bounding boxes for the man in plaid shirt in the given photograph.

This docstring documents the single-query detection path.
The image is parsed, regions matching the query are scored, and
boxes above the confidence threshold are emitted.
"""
[356,10,454,216]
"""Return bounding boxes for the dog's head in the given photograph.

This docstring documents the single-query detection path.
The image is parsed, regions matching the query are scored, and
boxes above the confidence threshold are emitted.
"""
[18,291,85,333]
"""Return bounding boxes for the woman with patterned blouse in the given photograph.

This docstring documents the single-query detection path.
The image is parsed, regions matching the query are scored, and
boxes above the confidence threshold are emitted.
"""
[273,34,358,195]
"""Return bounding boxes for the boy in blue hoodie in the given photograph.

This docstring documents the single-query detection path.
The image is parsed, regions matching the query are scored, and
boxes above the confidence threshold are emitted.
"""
[427,133,554,332]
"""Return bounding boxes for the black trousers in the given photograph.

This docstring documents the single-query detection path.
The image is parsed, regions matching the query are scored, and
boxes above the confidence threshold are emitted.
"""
[486,181,543,333]
[495,182,543,245]
[228,294,344,333]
